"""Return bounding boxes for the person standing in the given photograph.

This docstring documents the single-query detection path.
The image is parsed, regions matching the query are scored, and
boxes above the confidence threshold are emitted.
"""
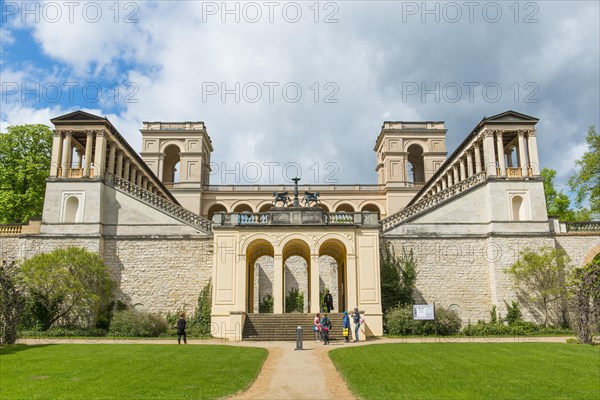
[324,290,334,313]
[313,313,322,341]
[321,313,332,345]
[342,311,350,343]
[177,312,187,344]
[352,308,361,342]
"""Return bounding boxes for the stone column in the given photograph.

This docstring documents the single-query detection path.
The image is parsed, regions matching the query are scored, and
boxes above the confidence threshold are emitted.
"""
[466,151,473,177]
[108,143,116,175]
[453,164,459,183]
[273,255,284,314]
[441,175,447,190]
[482,130,496,176]
[496,130,505,176]
[137,171,143,187]
[517,130,528,175]
[76,150,83,168]
[459,158,466,181]
[116,151,124,178]
[474,142,482,174]
[527,129,540,174]
[346,255,358,312]
[50,130,63,177]
[310,255,320,313]
[123,160,131,182]
[61,131,73,178]
[83,130,94,177]
[130,167,137,183]
[94,130,108,177]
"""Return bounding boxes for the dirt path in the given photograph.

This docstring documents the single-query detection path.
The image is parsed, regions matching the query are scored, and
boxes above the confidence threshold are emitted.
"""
[228,340,356,400]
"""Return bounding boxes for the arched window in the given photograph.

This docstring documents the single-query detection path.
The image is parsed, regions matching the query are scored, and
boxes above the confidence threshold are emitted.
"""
[64,196,80,223]
[207,204,227,220]
[407,144,425,183]
[233,204,253,213]
[335,204,354,213]
[162,145,181,184]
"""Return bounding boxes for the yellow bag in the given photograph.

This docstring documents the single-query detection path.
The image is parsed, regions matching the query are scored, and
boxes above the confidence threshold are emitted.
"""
[342,328,349,337]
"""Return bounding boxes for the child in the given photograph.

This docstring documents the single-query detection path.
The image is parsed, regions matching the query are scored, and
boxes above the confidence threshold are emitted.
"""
[177,312,187,344]
[342,311,350,343]
[313,313,322,341]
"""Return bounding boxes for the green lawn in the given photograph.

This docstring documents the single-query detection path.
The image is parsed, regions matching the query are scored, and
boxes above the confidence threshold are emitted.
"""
[330,343,600,400]
[0,344,268,400]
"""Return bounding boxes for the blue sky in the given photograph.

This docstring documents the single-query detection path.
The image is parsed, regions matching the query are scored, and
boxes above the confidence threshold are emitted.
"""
[1,1,599,193]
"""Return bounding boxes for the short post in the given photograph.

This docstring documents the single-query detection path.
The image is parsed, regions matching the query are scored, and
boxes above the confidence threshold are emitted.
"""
[295,325,303,350]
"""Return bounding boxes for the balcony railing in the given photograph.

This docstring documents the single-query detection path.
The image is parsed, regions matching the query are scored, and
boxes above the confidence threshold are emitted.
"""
[565,222,600,232]
[0,224,22,236]
[56,168,94,178]
[214,209,379,227]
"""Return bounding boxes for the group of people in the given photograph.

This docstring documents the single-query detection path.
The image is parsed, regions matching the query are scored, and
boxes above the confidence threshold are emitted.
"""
[313,308,363,345]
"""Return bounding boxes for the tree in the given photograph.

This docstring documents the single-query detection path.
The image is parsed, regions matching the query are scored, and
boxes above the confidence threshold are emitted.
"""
[541,168,590,221]
[568,255,600,344]
[0,124,53,224]
[380,242,417,313]
[0,261,23,345]
[19,247,112,330]
[506,246,570,326]
[569,126,600,213]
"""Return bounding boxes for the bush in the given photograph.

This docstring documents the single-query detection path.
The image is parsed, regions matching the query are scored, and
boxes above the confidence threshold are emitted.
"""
[385,305,461,336]
[259,293,273,313]
[20,325,108,337]
[504,300,523,325]
[462,320,573,336]
[108,309,168,337]
[285,288,304,313]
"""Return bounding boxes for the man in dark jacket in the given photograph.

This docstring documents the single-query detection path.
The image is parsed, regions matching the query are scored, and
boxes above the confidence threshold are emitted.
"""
[324,290,334,313]
[177,312,187,344]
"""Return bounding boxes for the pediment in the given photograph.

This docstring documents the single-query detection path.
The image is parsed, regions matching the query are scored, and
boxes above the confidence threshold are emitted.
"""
[483,110,538,123]
[50,110,106,123]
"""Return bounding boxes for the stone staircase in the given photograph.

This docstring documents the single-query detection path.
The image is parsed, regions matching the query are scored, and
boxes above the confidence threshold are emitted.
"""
[242,313,349,341]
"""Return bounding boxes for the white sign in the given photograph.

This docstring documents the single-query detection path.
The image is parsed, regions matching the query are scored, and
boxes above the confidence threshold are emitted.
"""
[413,304,435,320]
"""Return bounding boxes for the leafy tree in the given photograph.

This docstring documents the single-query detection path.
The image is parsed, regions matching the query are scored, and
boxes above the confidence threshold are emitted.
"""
[506,247,570,326]
[19,247,112,330]
[0,261,23,344]
[380,242,417,313]
[541,168,590,221]
[568,255,600,344]
[569,126,600,213]
[0,124,53,223]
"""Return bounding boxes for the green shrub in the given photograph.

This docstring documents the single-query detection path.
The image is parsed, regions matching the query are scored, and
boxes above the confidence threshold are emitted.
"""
[189,280,212,337]
[259,293,274,313]
[108,309,168,337]
[385,305,461,336]
[490,305,498,324]
[504,300,523,325]
[462,320,573,336]
[21,325,107,337]
[285,288,304,313]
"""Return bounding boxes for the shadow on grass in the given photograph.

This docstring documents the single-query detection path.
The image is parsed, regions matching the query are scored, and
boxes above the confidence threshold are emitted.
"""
[0,344,55,355]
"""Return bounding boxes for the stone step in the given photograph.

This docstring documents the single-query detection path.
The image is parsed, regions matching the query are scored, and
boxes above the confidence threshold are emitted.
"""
[242,313,351,341]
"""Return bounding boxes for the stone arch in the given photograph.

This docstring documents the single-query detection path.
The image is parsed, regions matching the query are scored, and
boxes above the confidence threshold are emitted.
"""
[583,244,600,265]
[360,203,381,218]
[206,203,227,220]
[316,203,330,212]
[335,203,355,213]
[64,196,80,223]
[282,239,311,312]
[407,144,425,183]
[319,238,348,312]
[246,239,275,314]
[233,203,253,213]
[404,139,430,153]
[258,203,273,213]
[162,144,181,184]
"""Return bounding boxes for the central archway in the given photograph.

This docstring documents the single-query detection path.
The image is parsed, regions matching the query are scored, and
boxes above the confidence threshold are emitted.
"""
[282,239,311,313]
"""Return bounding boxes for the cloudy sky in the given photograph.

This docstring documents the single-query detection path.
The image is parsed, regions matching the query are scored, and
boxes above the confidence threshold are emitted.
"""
[1,1,598,191]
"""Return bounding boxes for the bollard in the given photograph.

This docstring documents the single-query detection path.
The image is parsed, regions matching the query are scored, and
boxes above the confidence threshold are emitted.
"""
[295,325,303,350]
